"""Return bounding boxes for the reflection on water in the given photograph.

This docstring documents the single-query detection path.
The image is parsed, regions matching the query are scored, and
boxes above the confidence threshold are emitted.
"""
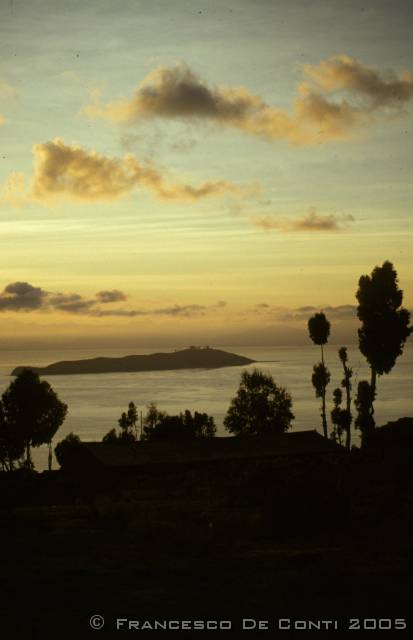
[0,344,412,470]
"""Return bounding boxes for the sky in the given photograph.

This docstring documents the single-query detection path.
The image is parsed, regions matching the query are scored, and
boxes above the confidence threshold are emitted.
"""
[0,0,412,348]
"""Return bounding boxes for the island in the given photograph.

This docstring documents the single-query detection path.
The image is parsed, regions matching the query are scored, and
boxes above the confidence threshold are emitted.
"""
[11,346,255,376]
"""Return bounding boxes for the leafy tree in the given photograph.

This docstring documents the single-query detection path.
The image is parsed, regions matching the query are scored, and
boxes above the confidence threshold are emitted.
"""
[0,400,25,471]
[183,409,216,439]
[330,388,351,447]
[102,428,118,443]
[143,414,191,441]
[308,312,331,437]
[118,401,138,439]
[224,369,294,437]
[141,405,216,441]
[55,432,81,469]
[356,261,411,428]
[1,370,67,470]
[103,401,139,443]
[118,412,129,431]
[142,402,167,439]
[338,347,353,449]
[311,362,331,439]
[354,380,376,446]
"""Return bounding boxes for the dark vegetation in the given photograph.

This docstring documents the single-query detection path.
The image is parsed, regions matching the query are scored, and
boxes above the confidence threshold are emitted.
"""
[307,261,411,447]
[0,370,67,472]
[308,312,331,438]
[101,402,216,445]
[355,261,411,442]
[224,369,294,436]
[1,260,412,637]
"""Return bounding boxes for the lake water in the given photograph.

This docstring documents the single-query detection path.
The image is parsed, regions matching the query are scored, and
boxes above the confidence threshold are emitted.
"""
[1,344,412,470]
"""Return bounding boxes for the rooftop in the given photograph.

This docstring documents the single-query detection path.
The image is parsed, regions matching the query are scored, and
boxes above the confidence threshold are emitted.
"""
[77,430,344,469]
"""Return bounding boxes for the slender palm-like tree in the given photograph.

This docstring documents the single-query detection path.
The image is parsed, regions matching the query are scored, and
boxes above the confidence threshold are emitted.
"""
[338,347,352,450]
[308,312,331,438]
[308,312,330,365]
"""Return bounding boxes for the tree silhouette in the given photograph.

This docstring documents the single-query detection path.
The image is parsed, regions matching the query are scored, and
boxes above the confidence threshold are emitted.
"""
[141,402,167,440]
[182,409,216,439]
[330,387,351,447]
[356,261,411,427]
[103,401,139,443]
[308,313,331,438]
[338,347,353,449]
[143,415,191,441]
[126,401,138,439]
[118,401,138,441]
[354,380,376,446]
[308,312,330,364]
[0,400,25,471]
[141,406,216,441]
[102,428,118,443]
[1,370,67,470]
[55,432,81,469]
[224,369,294,437]
[311,362,331,438]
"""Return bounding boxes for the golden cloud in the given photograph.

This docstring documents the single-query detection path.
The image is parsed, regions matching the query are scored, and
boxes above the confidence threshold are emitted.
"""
[302,55,413,106]
[83,57,413,144]
[0,171,26,205]
[251,208,354,232]
[23,138,244,204]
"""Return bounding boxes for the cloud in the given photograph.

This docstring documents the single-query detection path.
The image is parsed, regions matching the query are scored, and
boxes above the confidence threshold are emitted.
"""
[149,304,206,317]
[99,301,226,318]
[82,58,413,144]
[251,208,354,232]
[0,282,47,311]
[293,84,365,141]
[25,138,245,204]
[82,65,250,122]
[0,281,225,319]
[96,289,128,303]
[0,283,129,315]
[82,64,304,142]
[84,304,209,318]
[278,305,357,322]
[0,172,26,205]
[302,55,413,107]
[48,293,96,314]
[248,303,357,322]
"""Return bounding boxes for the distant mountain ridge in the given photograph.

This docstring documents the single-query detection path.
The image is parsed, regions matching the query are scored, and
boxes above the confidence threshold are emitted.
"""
[11,347,255,376]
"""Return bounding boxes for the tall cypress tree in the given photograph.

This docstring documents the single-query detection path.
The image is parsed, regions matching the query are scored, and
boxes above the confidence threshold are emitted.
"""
[356,261,411,430]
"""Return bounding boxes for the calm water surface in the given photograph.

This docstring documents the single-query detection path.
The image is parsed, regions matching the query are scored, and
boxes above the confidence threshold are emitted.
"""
[1,344,412,470]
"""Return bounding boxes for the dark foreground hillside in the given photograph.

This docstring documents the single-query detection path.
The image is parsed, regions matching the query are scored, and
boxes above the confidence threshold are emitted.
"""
[1,434,413,638]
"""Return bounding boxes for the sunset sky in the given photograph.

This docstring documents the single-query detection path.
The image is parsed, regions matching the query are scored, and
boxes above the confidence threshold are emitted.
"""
[0,0,412,348]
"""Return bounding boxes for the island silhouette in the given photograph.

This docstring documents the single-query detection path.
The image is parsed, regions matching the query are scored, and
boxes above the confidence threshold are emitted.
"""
[11,346,255,376]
